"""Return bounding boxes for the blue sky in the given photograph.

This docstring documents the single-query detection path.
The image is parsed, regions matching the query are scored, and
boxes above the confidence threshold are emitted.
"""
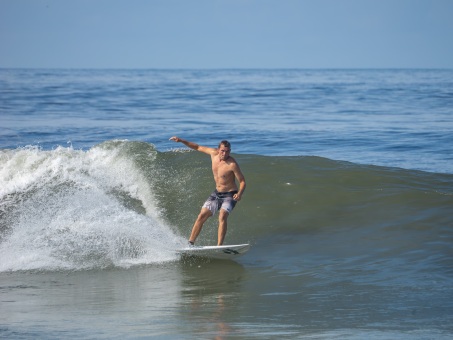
[1,0,452,69]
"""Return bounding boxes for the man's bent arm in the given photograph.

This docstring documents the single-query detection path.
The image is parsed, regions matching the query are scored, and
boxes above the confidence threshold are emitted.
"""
[235,179,246,201]
[233,167,246,201]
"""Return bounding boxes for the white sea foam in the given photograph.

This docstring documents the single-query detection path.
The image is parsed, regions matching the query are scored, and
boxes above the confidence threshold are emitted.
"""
[0,143,184,272]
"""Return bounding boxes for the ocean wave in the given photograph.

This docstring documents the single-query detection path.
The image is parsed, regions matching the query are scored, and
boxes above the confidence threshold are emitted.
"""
[1,140,452,273]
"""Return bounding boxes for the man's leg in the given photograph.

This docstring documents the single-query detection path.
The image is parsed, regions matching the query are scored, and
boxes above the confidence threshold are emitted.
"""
[217,209,229,245]
[189,208,212,244]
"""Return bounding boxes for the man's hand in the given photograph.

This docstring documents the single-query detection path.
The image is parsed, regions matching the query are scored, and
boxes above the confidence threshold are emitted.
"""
[169,136,181,142]
[233,193,242,201]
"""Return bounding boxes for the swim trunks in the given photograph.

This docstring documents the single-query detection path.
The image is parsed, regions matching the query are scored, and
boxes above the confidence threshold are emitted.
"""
[202,190,238,215]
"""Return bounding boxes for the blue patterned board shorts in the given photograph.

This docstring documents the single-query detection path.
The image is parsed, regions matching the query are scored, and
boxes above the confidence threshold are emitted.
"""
[202,190,238,215]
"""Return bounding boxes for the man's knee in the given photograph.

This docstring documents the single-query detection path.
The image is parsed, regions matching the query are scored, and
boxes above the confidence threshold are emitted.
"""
[219,209,229,221]
[198,208,212,221]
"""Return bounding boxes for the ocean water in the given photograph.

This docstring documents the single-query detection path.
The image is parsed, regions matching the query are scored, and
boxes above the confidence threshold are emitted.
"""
[0,69,452,339]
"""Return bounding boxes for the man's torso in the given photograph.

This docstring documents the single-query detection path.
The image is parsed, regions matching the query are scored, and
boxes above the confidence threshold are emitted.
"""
[211,155,238,192]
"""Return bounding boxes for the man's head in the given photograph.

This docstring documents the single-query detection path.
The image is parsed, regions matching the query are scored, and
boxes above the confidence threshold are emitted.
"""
[218,140,231,160]
[218,140,231,149]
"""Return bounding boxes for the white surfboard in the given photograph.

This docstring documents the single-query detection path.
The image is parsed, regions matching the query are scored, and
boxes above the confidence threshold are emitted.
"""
[177,243,250,260]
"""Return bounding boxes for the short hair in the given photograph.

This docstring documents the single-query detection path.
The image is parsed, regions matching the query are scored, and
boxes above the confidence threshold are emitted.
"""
[219,140,231,149]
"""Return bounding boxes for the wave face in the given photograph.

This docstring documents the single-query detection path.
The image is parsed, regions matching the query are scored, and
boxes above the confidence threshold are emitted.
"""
[1,140,452,275]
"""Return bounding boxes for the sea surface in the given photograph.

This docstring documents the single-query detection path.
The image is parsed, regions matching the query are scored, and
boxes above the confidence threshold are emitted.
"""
[1,69,452,339]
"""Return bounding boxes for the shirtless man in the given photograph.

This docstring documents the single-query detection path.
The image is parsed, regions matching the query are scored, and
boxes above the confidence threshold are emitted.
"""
[169,137,246,245]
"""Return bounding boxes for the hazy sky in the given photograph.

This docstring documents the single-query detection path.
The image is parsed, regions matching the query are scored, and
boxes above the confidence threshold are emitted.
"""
[1,0,452,69]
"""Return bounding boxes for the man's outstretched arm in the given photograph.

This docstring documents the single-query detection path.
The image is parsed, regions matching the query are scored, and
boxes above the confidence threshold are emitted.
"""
[169,136,216,155]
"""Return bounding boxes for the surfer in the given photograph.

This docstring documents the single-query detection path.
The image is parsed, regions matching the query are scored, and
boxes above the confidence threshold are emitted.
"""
[169,137,246,245]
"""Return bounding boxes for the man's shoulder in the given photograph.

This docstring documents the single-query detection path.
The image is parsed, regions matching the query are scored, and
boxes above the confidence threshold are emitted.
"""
[226,156,239,165]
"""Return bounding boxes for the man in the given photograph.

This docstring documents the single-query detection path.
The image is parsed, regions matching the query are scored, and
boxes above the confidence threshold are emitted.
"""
[169,136,246,246]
